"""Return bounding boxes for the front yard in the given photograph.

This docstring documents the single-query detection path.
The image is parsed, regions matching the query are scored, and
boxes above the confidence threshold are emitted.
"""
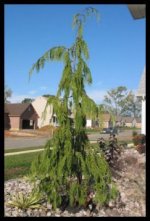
[5,152,41,181]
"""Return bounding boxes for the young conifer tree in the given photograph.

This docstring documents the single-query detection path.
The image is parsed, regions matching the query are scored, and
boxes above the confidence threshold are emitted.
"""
[29,7,118,209]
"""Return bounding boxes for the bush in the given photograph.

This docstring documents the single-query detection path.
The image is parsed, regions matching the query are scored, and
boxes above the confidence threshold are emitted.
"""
[132,134,145,146]
[132,131,138,137]
[97,135,121,166]
[132,134,146,154]
[136,143,146,154]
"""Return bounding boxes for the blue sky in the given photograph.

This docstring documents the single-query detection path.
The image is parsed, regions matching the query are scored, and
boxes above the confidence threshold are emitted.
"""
[5,4,145,104]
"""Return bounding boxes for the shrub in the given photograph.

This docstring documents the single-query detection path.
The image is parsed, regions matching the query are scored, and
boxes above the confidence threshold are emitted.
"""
[7,188,45,209]
[97,135,121,166]
[132,134,146,154]
[132,134,145,146]
[132,130,138,137]
[136,143,146,154]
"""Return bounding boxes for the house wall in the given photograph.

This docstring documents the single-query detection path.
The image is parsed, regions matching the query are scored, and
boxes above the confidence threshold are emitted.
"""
[32,97,53,128]
[142,99,146,134]
[86,119,99,128]
[4,113,10,130]
[86,119,92,128]
[9,116,20,130]
[103,121,109,128]
[125,122,132,127]
[132,119,137,127]
[21,104,38,129]
[136,123,141,128]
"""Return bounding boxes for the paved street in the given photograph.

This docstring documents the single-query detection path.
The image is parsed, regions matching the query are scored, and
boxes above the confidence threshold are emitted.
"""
[5,136,50,150]
[5,130,140,150]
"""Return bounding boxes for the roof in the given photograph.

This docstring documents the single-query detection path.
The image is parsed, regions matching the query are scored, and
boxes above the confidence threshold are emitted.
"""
[116,116,122,122]
[135,117,141,123]
[121,116,134,123]
[128,4,145,19]
[137,67,146,97]
[5,103,31,116]
[5,105,9,113]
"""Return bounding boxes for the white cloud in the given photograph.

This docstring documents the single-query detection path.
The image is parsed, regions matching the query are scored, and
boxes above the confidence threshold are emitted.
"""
[29,90,37,95]
[40,86,48,90]
[87,89,107,104]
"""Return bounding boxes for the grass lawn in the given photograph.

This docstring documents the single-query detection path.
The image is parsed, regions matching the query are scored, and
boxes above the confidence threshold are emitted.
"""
[4,152,41,181]
[4,141,132,181]
[4,144,99,181]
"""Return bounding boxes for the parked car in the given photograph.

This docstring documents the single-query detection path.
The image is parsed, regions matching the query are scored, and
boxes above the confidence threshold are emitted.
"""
[101,127,119,135]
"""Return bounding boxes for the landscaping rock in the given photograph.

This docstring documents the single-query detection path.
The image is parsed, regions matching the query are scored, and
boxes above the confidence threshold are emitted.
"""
[4,148,145,217]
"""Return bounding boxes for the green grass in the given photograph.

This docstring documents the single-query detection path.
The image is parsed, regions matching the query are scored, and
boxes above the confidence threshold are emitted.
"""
[85,128,101,133]
[4,144,99,181]
[5,146,44,153]
[4,140,132,181]
[4,152,41,181]
[119,127,140,130]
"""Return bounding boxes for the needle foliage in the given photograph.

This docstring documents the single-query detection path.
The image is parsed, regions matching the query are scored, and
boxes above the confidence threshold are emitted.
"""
[29,7,118,210]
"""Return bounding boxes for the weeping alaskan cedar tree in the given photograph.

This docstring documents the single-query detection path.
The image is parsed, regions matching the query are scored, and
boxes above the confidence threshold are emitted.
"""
[29,8,118,209]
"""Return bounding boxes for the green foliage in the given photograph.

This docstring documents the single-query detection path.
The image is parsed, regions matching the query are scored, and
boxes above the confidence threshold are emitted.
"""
[5,85,12,103]
[29,7,118,210]
[132,134,145,146]
[29,47,67,77]
[132,130,138,137]
[7,188,44,209]
[21,98,34,103]
[132,134,146,154]
[103,87,141,120]
[120,91,141,118]
[103,86,128,116]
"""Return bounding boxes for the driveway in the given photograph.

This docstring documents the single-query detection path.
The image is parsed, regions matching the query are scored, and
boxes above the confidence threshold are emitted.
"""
[5,129,140,150]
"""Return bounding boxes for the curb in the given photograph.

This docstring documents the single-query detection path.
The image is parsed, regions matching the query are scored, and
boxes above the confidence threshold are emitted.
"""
[5,149,44,156]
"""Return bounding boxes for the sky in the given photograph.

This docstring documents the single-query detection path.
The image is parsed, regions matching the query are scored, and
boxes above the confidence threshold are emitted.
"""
[5,4,145,104]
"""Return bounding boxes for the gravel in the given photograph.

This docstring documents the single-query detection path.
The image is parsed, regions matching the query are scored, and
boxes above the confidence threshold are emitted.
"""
[4,148,145,217]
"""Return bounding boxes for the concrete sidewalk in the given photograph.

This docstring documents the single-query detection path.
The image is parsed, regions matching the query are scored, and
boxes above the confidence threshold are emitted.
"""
[5,148,44,156]
[5,140,97,156]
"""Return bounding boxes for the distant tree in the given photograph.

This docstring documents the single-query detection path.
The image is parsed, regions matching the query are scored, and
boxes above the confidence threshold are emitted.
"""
[120,91,141,118]
[103,86,128,117]
[5,85,12,103]
[29,7,117,210]
[97,104,106,130]
[21,98,34,103]
[42,94,52,98]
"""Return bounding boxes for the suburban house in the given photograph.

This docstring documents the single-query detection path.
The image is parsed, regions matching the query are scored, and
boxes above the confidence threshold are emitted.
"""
[118,116,141,128]
[128,4,145,135]
[135,117,142,129]
[32,96,75,128]
[121,116,136,128]
[102,113,113,128]
[136,67,146,134]
[86,119,98,128]
[86,112,113,129]
[115,116,124,127]
[5,105,10,129]
[4,103,39,130]
[32,96,58,128]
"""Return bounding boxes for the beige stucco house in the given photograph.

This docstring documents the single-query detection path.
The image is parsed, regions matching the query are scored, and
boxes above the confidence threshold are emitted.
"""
[128,4,145,134]
[136,67,146,134]
[32,96,59,128]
